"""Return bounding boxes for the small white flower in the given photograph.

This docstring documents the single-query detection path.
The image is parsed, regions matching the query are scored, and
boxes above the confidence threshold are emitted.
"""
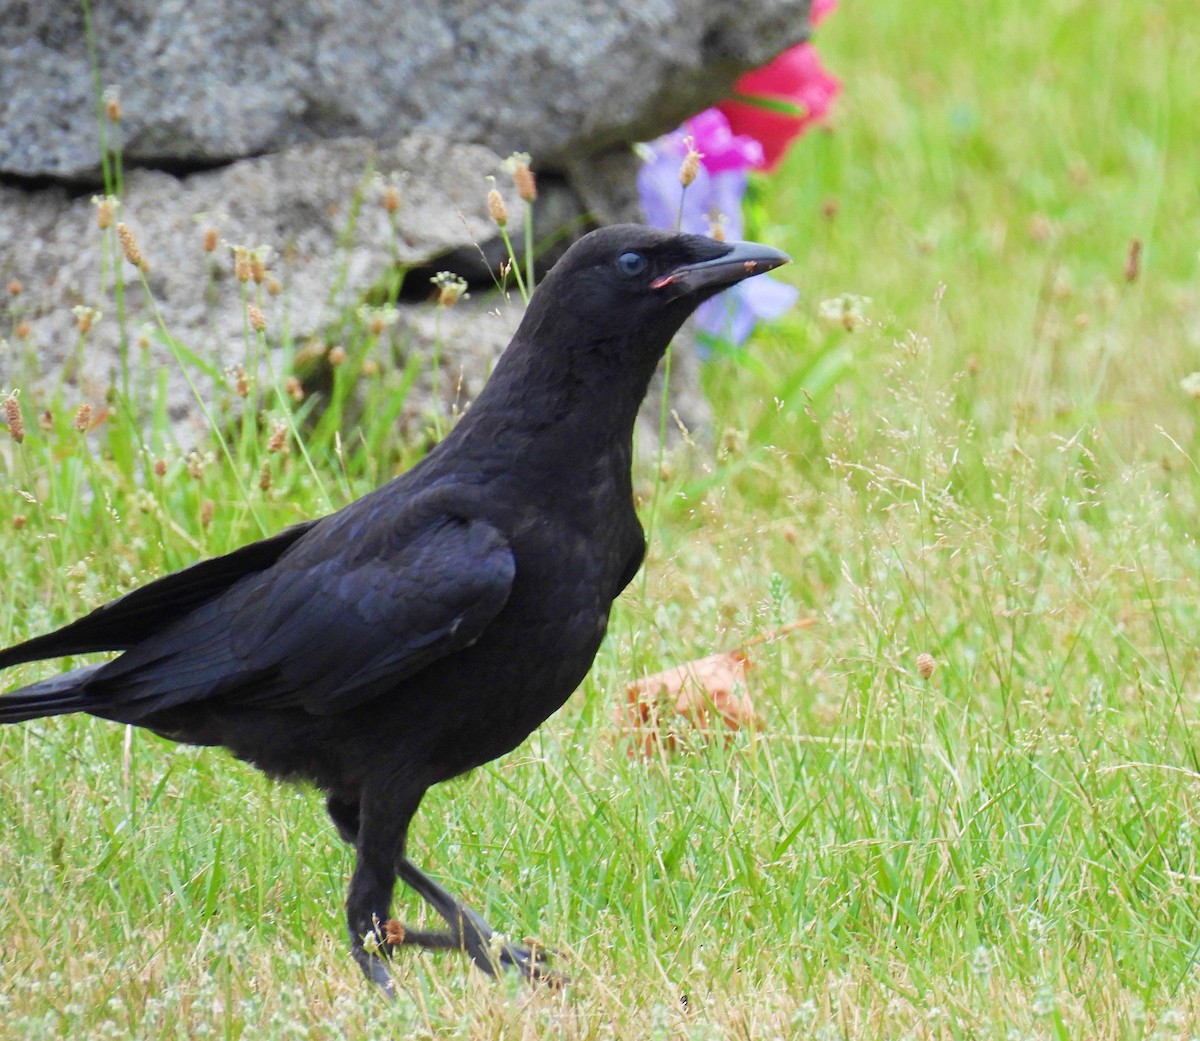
[818,293,872,331]
[431,271,470,307]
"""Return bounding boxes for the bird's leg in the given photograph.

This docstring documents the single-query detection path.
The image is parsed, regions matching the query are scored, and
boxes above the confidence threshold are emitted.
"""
[396,856,562,985]
[344,786,562,990]
[326,795,361,845]
[346,853,400,994]
[345,788,426,994]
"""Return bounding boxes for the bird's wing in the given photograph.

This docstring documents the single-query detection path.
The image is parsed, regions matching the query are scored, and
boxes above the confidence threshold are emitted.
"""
[87,513,515,717]
[0,520,318,669]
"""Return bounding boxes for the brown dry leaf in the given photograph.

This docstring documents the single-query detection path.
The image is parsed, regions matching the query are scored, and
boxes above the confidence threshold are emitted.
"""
[614,619,816,758]
[616,649,758,757]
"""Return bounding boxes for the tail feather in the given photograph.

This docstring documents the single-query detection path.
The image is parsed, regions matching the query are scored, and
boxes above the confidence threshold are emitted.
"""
[0,663,105,723]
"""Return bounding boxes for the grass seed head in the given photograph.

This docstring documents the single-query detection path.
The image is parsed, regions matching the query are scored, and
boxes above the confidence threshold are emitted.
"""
[917,652,936,678]
[431,271,469,307]
[73,403,92,431]
[284,376,304,402]
[72,305,101,335]
[12,513,27,529]
[247,304,267,332]
[199,499,214,528]
[103,85,121,122]
[267,419,289,454]
[14,320,30,340]
[7,279,21,296]
[373,172,404,214]
[233,246,252,283]
[153,458,167,478]
[356,304,399,335]
[1125,237,1142,282]
[504,152,538,202]
[679,136,702,187]
[116,223,145,268]
[92,195,116,230]
[487,186,508,228]
[328,346,347,367]
[4,394,24,443]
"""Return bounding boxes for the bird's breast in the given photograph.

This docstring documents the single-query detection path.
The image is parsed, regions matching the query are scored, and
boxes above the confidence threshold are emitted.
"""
[416,507,637,778]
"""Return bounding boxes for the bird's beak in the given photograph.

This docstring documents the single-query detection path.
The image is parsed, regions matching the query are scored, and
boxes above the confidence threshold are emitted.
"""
[651,240,791,297]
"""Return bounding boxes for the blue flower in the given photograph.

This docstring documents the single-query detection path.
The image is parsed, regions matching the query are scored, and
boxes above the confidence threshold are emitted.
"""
[695,274,799,350]
[637,111,797,350]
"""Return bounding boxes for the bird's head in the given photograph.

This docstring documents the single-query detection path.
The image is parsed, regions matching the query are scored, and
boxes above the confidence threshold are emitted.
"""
[473,225,791,445]
[518,224,790,360]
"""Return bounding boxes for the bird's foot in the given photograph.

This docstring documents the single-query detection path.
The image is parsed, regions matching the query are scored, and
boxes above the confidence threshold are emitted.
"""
[493,935,565,988]
[383,918,566,987]
[354,937,398,997]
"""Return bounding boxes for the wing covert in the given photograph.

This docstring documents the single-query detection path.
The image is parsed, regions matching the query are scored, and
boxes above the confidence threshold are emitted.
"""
[86,514,515,717]
[240,515,515,713]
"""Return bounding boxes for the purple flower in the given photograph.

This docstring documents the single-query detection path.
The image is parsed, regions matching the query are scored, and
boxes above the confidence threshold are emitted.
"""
[684,109,765,174]
[637,109,797,350]
[695,273,799,349]
[636,155,749,240]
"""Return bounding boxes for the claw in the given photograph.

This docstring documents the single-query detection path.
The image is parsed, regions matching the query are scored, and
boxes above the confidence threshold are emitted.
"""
[381,918,568,988]
[388,857,569,987]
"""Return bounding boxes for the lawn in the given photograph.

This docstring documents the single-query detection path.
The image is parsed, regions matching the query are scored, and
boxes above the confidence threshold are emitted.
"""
[3,0,1199,1037]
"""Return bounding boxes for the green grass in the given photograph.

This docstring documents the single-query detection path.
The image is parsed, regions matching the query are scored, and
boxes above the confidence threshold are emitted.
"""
[4,0,1200,1036]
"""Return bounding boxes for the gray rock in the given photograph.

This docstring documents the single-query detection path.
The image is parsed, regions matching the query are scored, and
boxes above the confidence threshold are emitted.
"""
[0,136,526,436]
[0,0,812,181]
[0,0,812,449]
[0,133,710,449]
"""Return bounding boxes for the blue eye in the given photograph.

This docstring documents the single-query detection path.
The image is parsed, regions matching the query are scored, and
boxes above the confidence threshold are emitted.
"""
[616,251,647,276]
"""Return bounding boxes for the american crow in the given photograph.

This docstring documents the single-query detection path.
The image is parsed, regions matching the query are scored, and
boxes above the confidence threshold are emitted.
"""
[0,224,788,990]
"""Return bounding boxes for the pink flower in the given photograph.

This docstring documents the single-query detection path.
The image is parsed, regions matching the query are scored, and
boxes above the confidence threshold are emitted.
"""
[717,7,841,171]
[682,109,764,174]
[811,0,837,25]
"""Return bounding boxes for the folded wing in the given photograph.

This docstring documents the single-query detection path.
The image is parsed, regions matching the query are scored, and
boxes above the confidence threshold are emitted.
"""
[3,513,515,721]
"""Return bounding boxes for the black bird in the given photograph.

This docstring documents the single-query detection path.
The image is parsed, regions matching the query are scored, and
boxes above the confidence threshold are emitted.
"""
[0,225,788,990]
